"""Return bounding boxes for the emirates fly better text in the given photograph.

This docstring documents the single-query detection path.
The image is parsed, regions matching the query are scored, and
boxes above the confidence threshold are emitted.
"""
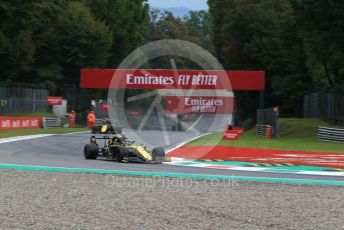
[126,74,218,86]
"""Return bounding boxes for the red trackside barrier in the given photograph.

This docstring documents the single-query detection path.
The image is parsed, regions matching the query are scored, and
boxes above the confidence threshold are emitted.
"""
[0,117,42,130]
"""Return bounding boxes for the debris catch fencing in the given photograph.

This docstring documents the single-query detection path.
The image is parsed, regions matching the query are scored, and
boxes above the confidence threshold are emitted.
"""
[0,87,49,114]
[304,92,344,125]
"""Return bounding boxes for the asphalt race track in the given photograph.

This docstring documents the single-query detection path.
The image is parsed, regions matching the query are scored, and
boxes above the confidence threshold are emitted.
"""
[0,130,343,183]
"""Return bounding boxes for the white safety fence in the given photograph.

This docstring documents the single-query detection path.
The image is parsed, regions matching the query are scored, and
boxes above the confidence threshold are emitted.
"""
[318,126,344,144]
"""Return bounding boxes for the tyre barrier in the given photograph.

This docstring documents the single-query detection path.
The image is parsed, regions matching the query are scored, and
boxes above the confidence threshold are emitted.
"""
[256,125,272,139]
[256,125,266,137]
[318,126,344,144]
[42,117,62,128]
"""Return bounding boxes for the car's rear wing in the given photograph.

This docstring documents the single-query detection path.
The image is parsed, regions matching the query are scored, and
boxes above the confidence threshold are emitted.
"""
[89,135,133,145]
[90,135,110,146]
[91,135,111,140]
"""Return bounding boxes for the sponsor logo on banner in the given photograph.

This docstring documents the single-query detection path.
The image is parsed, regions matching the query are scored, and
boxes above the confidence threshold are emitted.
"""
[47,96,63,105]
[0,117,42,130]
[164,96,234,114]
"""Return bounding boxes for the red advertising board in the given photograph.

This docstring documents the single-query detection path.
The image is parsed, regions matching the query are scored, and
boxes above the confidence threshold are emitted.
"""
[233,127,245,135]
[0,117,42,130]
[80,69,265,90]
[164,96,234,114]
[47,96,63,105]
[223,130,240,140]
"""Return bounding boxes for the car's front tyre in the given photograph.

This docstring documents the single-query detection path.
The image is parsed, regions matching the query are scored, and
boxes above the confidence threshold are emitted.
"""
[152,147,165,161]
[113,147,130,162]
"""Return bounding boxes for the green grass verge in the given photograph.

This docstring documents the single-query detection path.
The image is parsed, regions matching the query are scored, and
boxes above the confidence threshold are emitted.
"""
[0,128,89,138]
[187,118,344,154]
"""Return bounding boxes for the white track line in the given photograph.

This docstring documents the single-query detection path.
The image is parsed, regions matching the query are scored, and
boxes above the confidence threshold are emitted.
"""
[165,132,212,154]
[166,161,344,176]
[60,131,90,135]
[295,171,344,176]
[187,115,203,132]
[0,134,55,144]
[0,131,90,144]
[165,132,213,163]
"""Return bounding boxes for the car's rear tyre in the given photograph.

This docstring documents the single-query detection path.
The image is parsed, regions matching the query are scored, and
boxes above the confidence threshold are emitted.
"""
[152,147,165,161]
[84,144,99,159]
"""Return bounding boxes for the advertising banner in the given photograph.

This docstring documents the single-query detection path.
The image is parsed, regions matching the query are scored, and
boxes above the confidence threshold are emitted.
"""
[47,96,63,105]
[80,69,265,90]
[223,130,240,140]
[0,117,42,130]
[164,96,235,114]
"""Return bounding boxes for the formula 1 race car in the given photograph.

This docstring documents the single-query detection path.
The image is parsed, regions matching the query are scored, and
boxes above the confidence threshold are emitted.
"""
[91,119,122,134]
[83,135,171,163]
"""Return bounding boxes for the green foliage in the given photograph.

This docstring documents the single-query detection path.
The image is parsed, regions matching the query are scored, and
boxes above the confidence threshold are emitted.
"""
[27,0,113,91]
[298,0,344,93]
[0,1,36,83]
[84,0,150,66]
[146,10,214,70]
[2,0,343,120]
[0,0,148,93]
[209,0,344,119]
[148,10,213,51]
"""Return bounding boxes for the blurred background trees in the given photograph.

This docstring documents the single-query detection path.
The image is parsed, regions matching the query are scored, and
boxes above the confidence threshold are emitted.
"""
[0,0,343,118]
[209,0,344,118]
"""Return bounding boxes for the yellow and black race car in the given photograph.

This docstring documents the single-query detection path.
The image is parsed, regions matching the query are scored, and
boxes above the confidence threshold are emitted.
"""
[84,134,171,163]
[91,119,122,134]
